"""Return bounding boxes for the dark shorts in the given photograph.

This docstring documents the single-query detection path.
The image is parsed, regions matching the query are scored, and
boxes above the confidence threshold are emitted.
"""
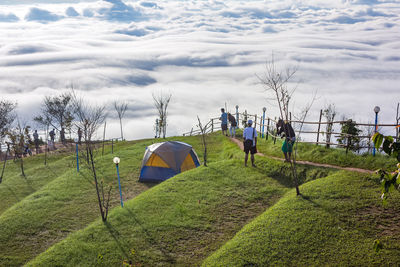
[221,124,228,131]
[244,139,257,154]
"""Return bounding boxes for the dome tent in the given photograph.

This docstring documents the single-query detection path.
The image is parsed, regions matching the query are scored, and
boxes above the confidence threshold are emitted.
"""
[139,141,200,182]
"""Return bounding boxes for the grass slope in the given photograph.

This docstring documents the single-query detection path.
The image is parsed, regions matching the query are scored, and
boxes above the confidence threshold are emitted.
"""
[27,156,332,266]
[203,170,400,266]
[1,132,398,266]
[0,140,152,266]
[0,152,72,215]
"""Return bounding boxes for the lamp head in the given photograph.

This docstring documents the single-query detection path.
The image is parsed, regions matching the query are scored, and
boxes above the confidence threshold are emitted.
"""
[113,157,120,164]
[374,106,380,114]
[263,107,266,112]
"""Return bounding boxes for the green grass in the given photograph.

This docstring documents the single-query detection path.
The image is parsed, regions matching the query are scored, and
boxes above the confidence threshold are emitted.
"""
[27,156,333,266]
[0,151,73,215]
[203,170,400,266]
[0,134,240,266]
[255,135,397,171]
[1,132,399,266]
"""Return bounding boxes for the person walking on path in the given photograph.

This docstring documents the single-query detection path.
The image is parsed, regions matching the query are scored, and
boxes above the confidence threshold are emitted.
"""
[243,119,257,167]
[219,108,228,136]
[33,130,40,154]
[276,119,296,162]
[228,112,237,138]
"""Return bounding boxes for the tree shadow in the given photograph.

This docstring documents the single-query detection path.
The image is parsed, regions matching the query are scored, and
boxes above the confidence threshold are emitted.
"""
[123,207,176,264]
[103,207,176,264]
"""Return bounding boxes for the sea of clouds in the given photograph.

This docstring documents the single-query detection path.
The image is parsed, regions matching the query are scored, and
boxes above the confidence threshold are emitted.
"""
[0,0,399,141]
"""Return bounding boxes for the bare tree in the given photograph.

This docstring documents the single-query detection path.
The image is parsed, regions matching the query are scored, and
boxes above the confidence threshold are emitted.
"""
[0,99,17,142]
[257,56,302,195]
[113,100,128,140]
[152,92,172,138]
[34,113,52,165]
[197,116,208,167]
[322,103,336,148]
[70,91,111,222]
[7,118,31,177]
[34,93,74,136]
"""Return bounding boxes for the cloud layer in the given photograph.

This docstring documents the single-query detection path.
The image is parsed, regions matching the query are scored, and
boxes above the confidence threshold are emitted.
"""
[0,0,399,140]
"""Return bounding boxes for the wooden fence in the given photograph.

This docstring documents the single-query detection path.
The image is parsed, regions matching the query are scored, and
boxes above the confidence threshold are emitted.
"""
[183,108,400,153]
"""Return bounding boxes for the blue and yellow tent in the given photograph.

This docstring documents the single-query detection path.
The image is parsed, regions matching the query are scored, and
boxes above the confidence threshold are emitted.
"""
[139,141,200,182]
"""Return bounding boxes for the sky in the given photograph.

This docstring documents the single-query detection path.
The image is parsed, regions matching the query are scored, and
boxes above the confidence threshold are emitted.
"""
[0,0,399,141]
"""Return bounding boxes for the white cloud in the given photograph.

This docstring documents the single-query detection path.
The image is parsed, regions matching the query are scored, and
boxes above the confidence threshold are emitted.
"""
[0,0,399,140]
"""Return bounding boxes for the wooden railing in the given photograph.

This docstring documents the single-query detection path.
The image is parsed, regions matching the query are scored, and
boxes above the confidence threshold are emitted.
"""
[183,108,400,153]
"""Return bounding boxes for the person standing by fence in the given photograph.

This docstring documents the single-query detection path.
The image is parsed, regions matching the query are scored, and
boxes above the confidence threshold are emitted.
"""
[276,119,296,162]
[78,127,82,145]
[228,112,237,138]
[219,108,228,136]
[243,119,257,167]
[33,130,40,154]
[49,128,56,149]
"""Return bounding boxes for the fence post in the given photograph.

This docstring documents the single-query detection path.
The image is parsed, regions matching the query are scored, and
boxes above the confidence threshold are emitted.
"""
[289,112,292,122]
[155,119,159,138]
[236,105,239,129]
[102,121,106,156]
[111,138,114,154]
[273,117,277,144]
[266,118,270,140]
[262,107,266,138]
[316,109,322,145]
[254,114,257,129]
[211,119,214,132]
[396,102,399,142]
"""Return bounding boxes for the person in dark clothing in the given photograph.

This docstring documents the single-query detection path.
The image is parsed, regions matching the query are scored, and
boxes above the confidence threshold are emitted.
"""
[49,129,55,142]
[276,119,296,162]
[33,130,39,154]
[60,128,65,144]
[77,127,82,144]
[228,112,237,138]
[49,128,56,149]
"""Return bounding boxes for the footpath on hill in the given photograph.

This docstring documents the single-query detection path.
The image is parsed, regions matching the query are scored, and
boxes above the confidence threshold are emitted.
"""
[229,137,374,174]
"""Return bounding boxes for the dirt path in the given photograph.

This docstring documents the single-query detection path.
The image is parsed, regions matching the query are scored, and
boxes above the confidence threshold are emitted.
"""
[229,137,374,174]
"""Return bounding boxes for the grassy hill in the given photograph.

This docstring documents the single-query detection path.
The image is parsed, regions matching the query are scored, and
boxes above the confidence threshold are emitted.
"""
[0,132,399,266]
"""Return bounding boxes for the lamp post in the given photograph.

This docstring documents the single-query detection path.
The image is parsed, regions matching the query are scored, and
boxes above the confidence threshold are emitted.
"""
[235,105,239,129]
[262,107,266,138]
[373,106,380,156]
[113,157,124,207]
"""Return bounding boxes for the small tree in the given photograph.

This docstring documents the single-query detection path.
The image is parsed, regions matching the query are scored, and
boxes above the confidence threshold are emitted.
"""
[0,99,17,141]
[35,93,74,133]
[71,91,111,222]
[322,103,336,148]
[0,100,16,162]
[113,100,128,141]
[197,116,208,167]
[257,56,301,195]
[337,119,361,153]
[7,119,30,177]
[152,92,172,138]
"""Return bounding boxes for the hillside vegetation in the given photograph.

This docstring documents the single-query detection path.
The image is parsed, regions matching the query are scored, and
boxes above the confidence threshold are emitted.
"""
[0,132,398,266]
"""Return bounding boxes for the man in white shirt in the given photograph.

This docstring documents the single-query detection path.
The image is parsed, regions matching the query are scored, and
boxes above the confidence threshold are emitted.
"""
[243,119,257,167]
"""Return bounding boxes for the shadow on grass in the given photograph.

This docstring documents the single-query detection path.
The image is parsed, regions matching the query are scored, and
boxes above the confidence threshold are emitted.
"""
[104,207,176,264]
